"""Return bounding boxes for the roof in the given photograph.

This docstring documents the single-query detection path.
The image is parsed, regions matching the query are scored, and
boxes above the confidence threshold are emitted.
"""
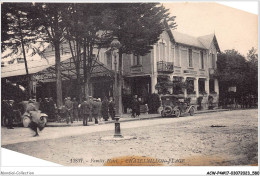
[1,51,114,82]
[171,30,206,49]
[170,30,220,52]
[1,54,71,78]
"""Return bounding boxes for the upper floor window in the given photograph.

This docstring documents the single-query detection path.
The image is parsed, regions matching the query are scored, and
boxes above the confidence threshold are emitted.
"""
[200,51,204,69]
[105,51,112,69]
[159,42,165,61]
[188,49,193,67]
[133,55,142,66]
[211,53,216,68]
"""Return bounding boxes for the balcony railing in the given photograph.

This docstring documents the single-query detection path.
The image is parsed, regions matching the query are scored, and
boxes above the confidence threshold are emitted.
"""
[157,61,174,73]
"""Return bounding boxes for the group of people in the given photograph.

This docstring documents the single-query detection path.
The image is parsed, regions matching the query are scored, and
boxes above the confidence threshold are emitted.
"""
[56,96,116,126]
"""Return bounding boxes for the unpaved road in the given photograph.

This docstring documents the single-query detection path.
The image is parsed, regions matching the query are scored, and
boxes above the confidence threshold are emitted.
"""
[2,109,258,166]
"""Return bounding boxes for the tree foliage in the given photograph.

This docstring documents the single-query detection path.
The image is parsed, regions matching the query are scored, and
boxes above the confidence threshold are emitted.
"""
[215,49,258,100]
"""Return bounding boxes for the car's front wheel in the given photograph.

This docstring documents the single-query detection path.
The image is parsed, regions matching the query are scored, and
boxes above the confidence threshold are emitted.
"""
[2,115,8,127]
[189,107,195,116]
[175,109,180,118]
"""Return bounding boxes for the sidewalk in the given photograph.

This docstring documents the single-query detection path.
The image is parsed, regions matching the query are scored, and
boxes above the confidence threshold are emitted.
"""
[46,108,229,127]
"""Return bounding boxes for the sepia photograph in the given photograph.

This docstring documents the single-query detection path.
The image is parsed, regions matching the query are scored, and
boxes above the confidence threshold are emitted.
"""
[0,1,258,175]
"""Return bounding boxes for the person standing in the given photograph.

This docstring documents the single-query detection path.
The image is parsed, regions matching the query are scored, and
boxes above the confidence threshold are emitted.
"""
[136,97,141,117]
[65,97,74,124]
[3,100,14,129]
[92,98,99,125]
[81,97,92,126]
[101,96,109,121]
[97,98,102,123]
[108,97,116,120]
[131,95,138,118]
[40,98,49,115]
[72,98,79,122]
[48,97,56,121]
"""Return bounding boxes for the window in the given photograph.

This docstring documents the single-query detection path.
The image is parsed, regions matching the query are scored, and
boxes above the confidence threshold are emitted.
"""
[200,51,204,69]
[188,49,193,67]
[172,47,179,66]
[159,42,165,61]
[209,79,215,93]
[198,79,206,94]
[212,54,216,68]
[186,78,195,94]
[133,55,142,66]
[106,51,112,69]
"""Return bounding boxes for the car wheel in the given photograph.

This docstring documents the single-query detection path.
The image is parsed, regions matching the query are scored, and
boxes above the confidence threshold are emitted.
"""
[189,107,195,116]
[164,106,173,117]
[175,109,180,118]
[2,115,8,127]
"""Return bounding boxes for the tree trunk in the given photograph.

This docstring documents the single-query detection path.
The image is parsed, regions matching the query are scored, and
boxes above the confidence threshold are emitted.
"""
[54,42,63,107]
[18,15,31,99]
[83,38,89,97]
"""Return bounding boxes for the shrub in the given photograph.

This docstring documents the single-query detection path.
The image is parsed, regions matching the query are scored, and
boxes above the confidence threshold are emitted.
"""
[147,93,161,113]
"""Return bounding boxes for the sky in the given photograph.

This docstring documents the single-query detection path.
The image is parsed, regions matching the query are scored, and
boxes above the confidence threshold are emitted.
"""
[164,2,258,56]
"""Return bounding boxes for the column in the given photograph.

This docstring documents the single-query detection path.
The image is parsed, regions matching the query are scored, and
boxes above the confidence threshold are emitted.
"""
[194,78,199,98]
[214,79,219,94]
[169,75,173,94]
[183,76,187,98]
[151,74,158,94]
[205,79,209,95]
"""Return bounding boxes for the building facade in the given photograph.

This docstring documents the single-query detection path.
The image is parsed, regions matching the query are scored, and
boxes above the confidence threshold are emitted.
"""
[118,30,221,110]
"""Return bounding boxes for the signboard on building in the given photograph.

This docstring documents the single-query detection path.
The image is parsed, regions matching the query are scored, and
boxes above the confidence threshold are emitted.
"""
[130,66,143,74]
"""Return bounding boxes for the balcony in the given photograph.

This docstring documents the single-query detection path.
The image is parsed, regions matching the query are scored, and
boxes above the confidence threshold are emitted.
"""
[157,61,174,73]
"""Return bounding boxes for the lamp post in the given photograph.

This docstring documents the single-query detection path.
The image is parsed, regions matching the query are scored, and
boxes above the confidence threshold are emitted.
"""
[110,37,122,115]
[110,37,123,138]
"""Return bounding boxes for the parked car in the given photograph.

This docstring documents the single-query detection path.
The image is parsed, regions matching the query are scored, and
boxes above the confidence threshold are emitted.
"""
[160,95,195,117]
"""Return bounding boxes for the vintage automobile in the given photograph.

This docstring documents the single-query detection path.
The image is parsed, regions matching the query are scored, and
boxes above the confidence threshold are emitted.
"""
[160,95,196,117]
[2,101,48,128]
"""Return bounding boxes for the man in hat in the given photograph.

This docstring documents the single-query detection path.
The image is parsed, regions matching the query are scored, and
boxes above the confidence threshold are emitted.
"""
[92,98,99,125]
[65,97,74,124]
[80,97,92,126]
[108,97,116,120]
[2,100,14,129]
[26,99,37,112]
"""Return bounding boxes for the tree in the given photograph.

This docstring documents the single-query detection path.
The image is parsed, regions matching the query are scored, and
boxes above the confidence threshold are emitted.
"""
[107,3,177,114]
[1,3,39,98]
[28,3,69,107]
[63,3,114,99]
[216,49,258,106]
[245,47,258,96]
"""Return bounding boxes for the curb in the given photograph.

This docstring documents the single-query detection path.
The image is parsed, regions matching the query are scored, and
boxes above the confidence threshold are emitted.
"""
[45,109,230,127]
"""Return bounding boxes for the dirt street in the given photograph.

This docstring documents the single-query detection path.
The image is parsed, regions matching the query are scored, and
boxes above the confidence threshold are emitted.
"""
[2,109,258,166]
